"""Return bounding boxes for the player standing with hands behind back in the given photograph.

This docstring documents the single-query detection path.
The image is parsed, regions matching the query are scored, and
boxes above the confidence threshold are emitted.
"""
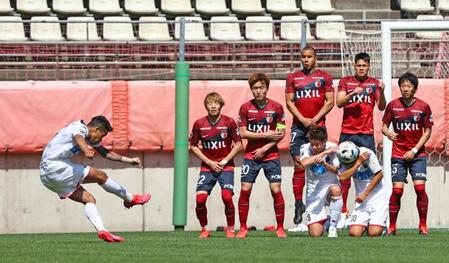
[237,73,287,238]
[382,72,433,235]
[285,45,335,231]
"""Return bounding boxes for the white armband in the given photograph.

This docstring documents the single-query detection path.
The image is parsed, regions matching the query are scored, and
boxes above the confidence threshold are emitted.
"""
[219,159,228,166]
[411,148,418,154]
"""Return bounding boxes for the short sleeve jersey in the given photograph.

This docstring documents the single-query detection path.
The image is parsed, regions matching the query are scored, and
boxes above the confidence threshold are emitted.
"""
[382,98,433,158]
[41,120,90,162]
[338,76,381,134]
[339,147,385,206]
[300,141,339,199]
[285,69,334,126]
[190,115,241,172]
[238,98,285,161]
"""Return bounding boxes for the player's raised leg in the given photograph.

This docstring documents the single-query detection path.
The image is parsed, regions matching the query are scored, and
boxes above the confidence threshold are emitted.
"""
[69,186,124,242]
[83,167,151,209]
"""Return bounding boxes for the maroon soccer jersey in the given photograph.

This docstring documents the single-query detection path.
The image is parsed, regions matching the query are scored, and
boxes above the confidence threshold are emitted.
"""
[285,69,333,126]
[238,98,285,161]
[382,98,433,158]
[190,115,241,172]
[338,76,381,134]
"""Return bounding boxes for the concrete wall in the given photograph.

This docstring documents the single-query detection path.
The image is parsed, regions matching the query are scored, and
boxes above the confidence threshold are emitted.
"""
[0,152,447,234]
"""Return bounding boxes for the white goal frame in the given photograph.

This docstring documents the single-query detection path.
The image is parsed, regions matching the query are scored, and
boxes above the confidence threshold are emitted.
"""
[381,21,449,198]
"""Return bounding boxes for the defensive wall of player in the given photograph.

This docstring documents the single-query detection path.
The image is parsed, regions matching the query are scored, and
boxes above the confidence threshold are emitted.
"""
[0,79,447,233]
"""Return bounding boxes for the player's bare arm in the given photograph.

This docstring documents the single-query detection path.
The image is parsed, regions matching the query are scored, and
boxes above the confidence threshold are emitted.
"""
[74,134,95,158]
[382,123,398,141]
[403,127,432,161]
[356,171,383,203]
[221,141,243,167]
[190,144,223,173]
[94,145,143,168]
[285,93,313,127]
[239,126,283,141]
[312,91,335,124]
[377,82,386,111]
[338,152,371,181]
[336,88,363,108]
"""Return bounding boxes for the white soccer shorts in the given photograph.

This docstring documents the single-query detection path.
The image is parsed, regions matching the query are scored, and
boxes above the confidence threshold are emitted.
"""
[348,201,388,227]
[40,161,90,199]
[305,184,337,226]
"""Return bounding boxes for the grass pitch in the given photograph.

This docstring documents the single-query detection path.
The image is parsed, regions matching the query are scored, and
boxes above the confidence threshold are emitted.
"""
[1,229,448,262]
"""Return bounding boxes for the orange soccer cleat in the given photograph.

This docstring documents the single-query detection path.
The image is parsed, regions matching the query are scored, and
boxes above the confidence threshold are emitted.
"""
[199,230,211,239]
[124,194,151,209]
[275,228,287,238]
[98,230,125,243]
[419,226,429,236]
[236,227,248,238]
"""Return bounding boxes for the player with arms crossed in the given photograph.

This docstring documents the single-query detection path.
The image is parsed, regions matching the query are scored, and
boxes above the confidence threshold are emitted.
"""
[285,45,335,231]
[382,72,433,235]
[190,92,243,239]
[299,127,342,238]
[39,116,151,242]
[336,52,386,228]
[337,141,387,237]
[237,73,287,238]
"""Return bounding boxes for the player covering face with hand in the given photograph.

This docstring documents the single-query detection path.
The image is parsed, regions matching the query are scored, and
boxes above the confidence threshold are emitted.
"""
[299,126,342,238]
[190,92,242,239]
[39,116,151,242]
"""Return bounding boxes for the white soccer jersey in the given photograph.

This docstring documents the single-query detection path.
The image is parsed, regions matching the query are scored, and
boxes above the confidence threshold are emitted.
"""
[339,147,386,206]
[41,120,89,163]
[300,141,340,198]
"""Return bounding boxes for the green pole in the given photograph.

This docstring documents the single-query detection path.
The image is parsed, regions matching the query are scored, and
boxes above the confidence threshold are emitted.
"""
[173,61,190,229]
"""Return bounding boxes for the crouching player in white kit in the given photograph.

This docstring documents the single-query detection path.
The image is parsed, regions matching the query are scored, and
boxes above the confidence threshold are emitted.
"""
[337,141,387,237]
[39,116,151,242]
[299,127,342,237]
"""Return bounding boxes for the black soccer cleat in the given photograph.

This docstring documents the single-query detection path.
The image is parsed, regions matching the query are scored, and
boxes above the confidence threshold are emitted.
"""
[293,200,306,225]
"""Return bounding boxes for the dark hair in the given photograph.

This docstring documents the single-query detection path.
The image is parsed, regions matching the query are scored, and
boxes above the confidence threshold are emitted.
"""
[301,45,316,56]
[398,72,418,90]
[354,52,370,64]
[248,72,270,89]
[307,126,327,141]
[88,115,113,132]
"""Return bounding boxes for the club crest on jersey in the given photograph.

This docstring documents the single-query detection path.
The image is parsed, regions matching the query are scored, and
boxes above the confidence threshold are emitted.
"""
[314,80,322,88]
[220,130,228,139]
[412,114,420,122]
[266,115,273,123]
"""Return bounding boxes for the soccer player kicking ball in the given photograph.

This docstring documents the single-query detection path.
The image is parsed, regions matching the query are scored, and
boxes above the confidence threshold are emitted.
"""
[337,141,387,237]
[299,127,342,238]
[236,73,287,238]
[39,116,151,242]
[285,45,334,232]
[336,52,386,228]
[382,72,433,236]
[190,92,243,239]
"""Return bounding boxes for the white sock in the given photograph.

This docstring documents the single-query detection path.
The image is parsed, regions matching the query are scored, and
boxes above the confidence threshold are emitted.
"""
[329,196,343,228]
[101,178,133,202]
[85,202,106,232]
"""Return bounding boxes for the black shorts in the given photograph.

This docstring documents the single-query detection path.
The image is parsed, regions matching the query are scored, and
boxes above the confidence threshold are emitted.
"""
[196,170,234,194]
[240,158,282,183]
[391,157,427,183]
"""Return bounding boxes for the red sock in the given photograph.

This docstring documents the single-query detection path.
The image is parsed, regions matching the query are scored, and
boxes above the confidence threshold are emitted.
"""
[292,168,305,201]
[195,193,208,228]
[221,190,235,229]
[272,191,285,229]
[414,184,428,228]
[238,189,251,229]
[340,178,351,213]
[389,187,403,229]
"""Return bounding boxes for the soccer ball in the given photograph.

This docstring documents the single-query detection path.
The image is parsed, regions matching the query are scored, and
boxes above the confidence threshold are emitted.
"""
[337,141,360,164]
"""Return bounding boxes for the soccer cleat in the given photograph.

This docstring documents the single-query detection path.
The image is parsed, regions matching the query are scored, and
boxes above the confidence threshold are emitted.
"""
[337,212,347,229]
[276,228,287,238]
[98,230,125,243]
[199,230,211,239]
[288,224,308,232]
[236,228,248,238]
[124,194,151,209]
[226,230,235,238]
[293,200,306,225]
[419,226,429,236]
[328,226,338,238]
[263,225,276,232]
[387,227,396,236]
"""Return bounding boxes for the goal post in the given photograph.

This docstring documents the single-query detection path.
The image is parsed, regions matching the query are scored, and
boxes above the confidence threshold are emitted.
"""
[381,20,449,206]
